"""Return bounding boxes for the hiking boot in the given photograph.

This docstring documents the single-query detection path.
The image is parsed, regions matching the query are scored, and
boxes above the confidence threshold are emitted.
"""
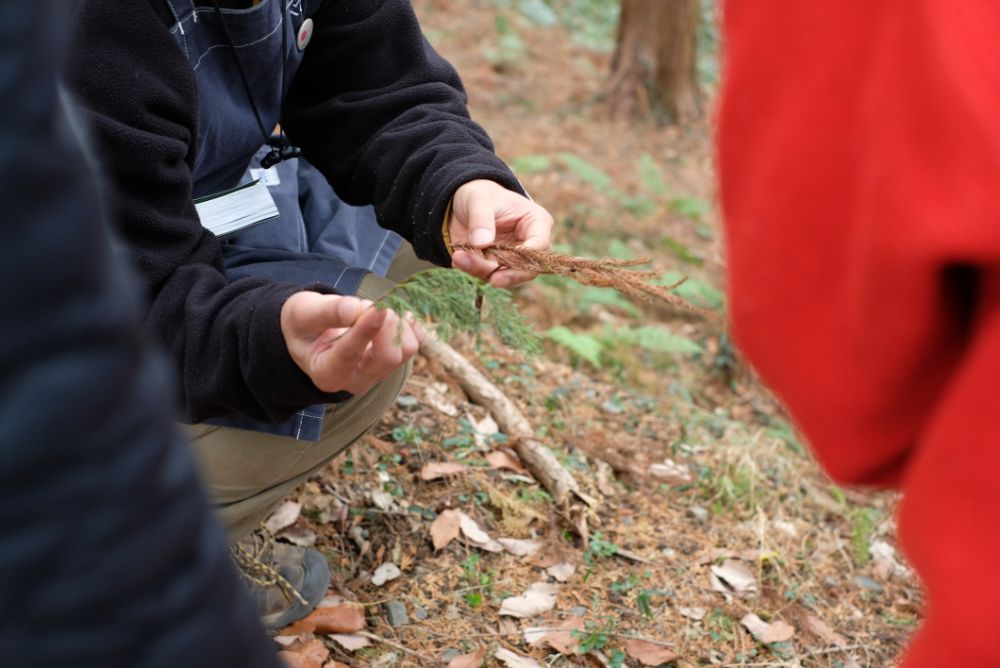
[230,528,330,629]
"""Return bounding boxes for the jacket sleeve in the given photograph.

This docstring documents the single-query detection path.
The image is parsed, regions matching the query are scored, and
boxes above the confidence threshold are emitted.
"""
[0,4,280,665]
[64,0,347,424]
[283,0,525,267]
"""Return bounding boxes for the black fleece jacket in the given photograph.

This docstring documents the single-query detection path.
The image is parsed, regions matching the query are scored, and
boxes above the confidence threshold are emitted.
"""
[64,0,522,424]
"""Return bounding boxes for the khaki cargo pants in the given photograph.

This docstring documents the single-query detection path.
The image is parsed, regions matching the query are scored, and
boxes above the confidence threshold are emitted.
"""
[185,243,431,543]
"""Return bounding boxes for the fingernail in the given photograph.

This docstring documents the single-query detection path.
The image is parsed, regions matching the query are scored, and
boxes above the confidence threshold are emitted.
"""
[471,229,493,246]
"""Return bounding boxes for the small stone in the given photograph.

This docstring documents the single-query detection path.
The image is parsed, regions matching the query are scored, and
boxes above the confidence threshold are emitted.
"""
[601,400,625,414]
[853,575,883,593]
[620,515,634,526]
[371,562,401,587]
[441,649,461,663]
[568,606,588,617]
[396,395,419,409]
[688,506,710,523]
[413,606,429,620]
[384,600,409,627]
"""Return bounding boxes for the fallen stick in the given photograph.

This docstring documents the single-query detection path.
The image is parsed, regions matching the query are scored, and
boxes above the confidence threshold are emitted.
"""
[419,335,591,506]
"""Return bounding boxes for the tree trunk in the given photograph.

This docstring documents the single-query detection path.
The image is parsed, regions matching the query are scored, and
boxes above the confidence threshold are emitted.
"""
[605,0,702,124]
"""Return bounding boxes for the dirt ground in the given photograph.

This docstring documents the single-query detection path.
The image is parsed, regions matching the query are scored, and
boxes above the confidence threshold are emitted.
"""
[272,3,922,667]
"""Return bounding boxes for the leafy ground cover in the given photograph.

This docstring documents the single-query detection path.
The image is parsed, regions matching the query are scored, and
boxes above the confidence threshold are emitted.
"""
[273,2,920,666]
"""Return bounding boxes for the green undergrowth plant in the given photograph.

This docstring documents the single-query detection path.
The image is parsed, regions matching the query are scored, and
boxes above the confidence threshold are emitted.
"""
[377,268,542,355]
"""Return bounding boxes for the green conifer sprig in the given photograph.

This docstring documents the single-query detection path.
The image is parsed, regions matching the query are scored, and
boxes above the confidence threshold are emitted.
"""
[378,268,542,355]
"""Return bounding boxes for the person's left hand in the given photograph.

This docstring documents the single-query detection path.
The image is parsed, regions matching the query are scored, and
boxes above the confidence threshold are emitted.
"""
[448,179,554,288]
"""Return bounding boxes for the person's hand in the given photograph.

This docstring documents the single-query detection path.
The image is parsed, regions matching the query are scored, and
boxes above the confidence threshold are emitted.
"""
[280,292,420,395]
[448,179,554,288]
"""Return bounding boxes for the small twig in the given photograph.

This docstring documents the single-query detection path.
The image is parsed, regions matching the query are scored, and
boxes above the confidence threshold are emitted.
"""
[720,643,867,667]
[355,631,441,665]
[455,243,711,315]
[411,623,676,648]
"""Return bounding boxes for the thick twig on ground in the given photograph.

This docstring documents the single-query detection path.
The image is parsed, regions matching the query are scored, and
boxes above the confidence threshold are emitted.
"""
[419,334,590,506]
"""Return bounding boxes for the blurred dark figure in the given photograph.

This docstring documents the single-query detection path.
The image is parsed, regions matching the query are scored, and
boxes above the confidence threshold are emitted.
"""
[0,3,281,666]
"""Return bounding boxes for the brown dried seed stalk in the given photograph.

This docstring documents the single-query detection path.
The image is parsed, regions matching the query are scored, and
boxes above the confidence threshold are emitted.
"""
[454,244,710,315]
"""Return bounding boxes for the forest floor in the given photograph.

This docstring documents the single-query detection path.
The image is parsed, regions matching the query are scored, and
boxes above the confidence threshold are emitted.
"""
[274,2,922,667]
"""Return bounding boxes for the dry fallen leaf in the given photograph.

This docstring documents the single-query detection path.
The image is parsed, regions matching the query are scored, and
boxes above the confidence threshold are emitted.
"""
[710,559,758,596]
[264,501,302,534]
[430,509,462,550]
[677,606,706,621]
[425,382,460,417]
[284,605,366,635]
[648,459,693,485]
[499,582,560,618]
[524,616,585,655]
[369,490,397,512]
[329,633,372,652]
[323,662,351,668]
[803,614,847,647]
[470,414,499,448]
[447,647,486,668]
[419,461,467,481]
[546,562,576,582]
[624,639,679,666]
[495,647,543,668]
[498,537,542,557]
[594,460,618,496]
[458,511,504,552]
[740,614,795,644]
[485,450,528,474]
[278,525,318,548]
[278,639,330,668]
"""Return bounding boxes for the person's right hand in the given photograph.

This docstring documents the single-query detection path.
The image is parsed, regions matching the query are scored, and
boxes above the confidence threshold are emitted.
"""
[280,292,420,396]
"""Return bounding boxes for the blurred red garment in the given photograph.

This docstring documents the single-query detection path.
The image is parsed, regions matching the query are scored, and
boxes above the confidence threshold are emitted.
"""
[718,2,1000,665]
